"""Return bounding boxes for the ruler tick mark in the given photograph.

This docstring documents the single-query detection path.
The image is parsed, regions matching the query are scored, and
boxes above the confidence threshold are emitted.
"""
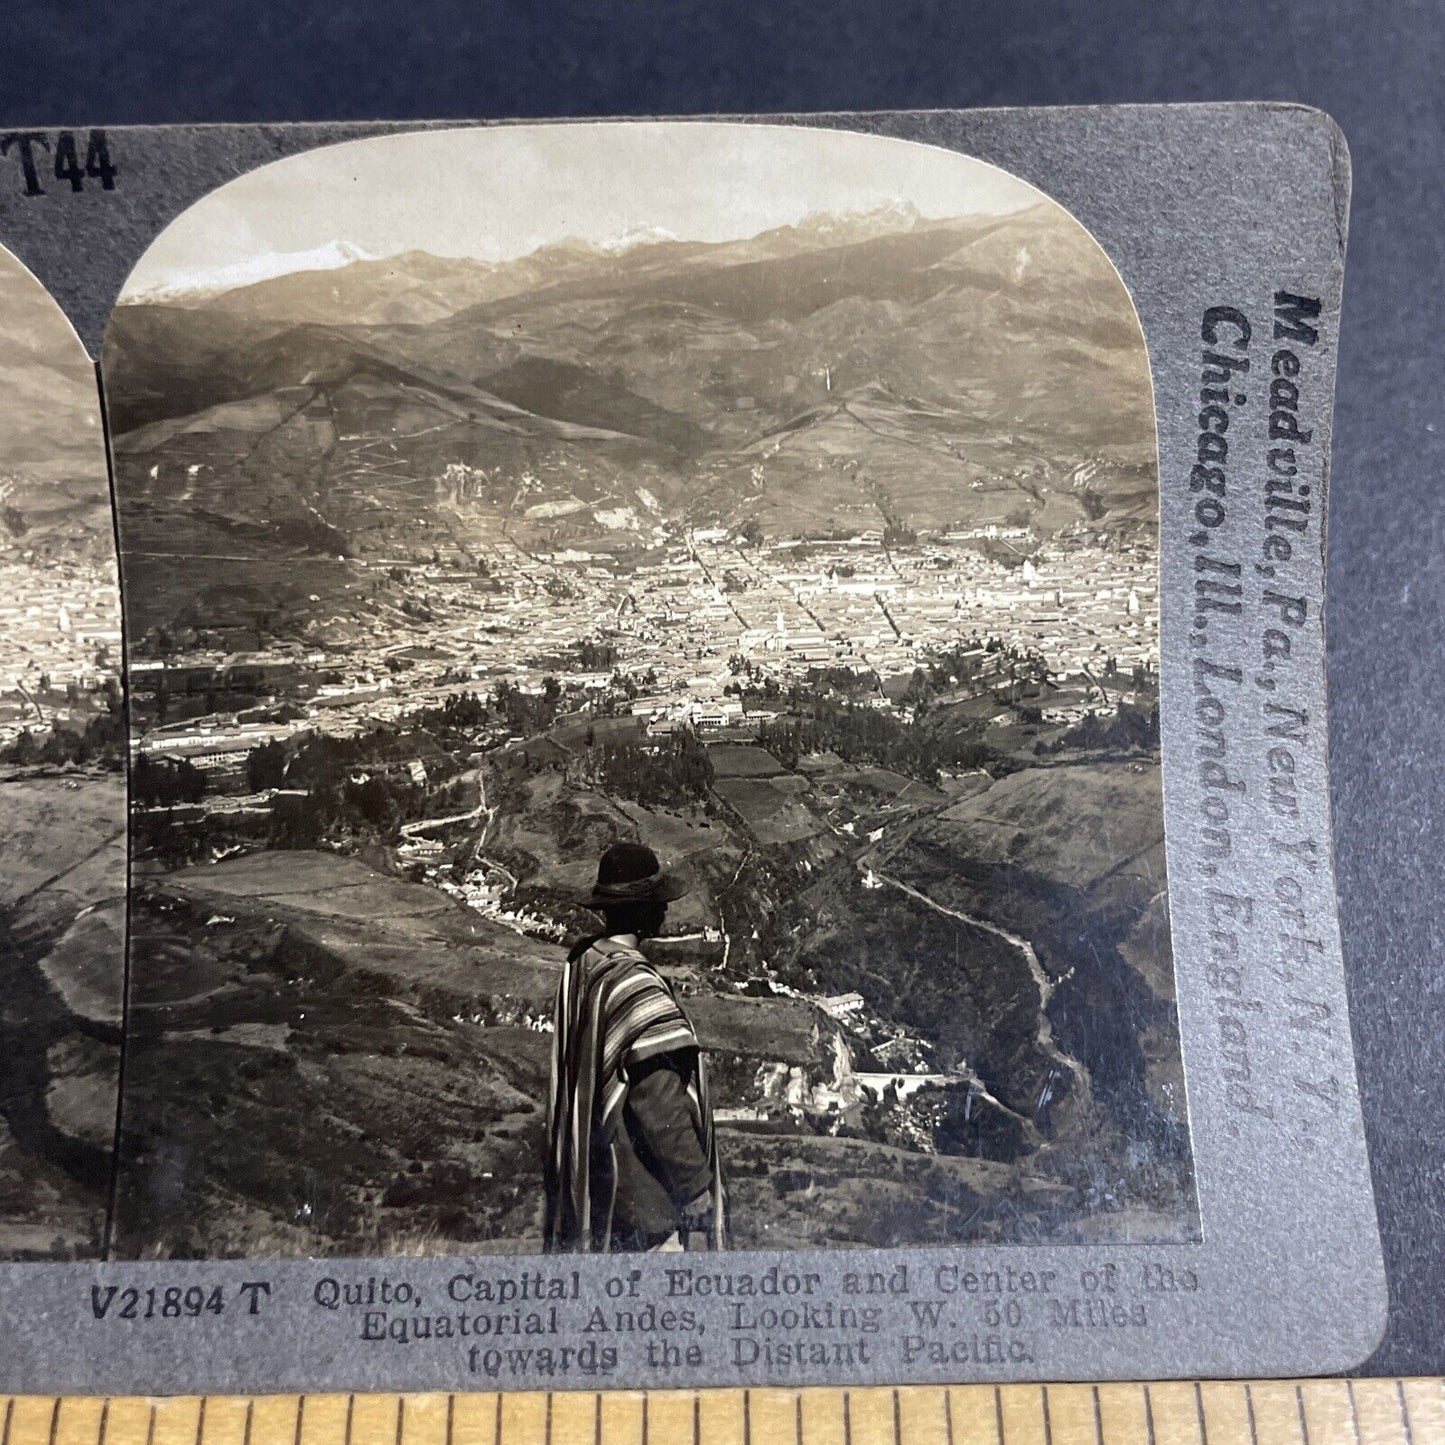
[1244,1384,1260,1445]
[1195,1382,1209,1445]
[744,1390,752,1445]
[146,1404,156,1445]
[844,1392,853,1445]
[46,1398,59,1445]
[1295,1386,1310,1445]
[794,1393,802,1445]
[944,1390,955,1445]
[1144,1384,1158,1445]
[1092,1386,1103,1445]
[344,1397,354,1445]
[1042,1387,1055,1445]
[195,1397,207,1445]
[995,1386,1006,1445]
[493,1393,502,1445]
[395,1397,404,1445]
[592,1393,601,1445]
[292,1397,304,1445]
[97,1398,109,1445]
[445,1396,453,1445]
[1397,1380,1416,1445]
[242,1400,253,1445]
[1344,1381,1361,1445]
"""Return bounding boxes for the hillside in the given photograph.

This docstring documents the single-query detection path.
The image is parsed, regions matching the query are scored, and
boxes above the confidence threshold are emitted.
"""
[113,848,848,1256]
[0,262,112,559]
[113,723,1194,1256]
[862,761,1186,1166]
[0,774,125,1258]
[113,798,1191,1258]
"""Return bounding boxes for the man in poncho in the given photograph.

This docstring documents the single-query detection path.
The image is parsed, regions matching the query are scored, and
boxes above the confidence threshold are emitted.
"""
[544,841,726,1253]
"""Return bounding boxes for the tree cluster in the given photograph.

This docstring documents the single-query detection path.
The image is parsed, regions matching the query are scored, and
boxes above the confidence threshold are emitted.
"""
[587,729,714,809]
[2,702,127,771]
[239,723,460,846]
[572,638,617,671]
[410,689,490,745]
[1059,700,1160,753]
[492,677,562,736]
[132,752,207,806]
[757,699,941,784]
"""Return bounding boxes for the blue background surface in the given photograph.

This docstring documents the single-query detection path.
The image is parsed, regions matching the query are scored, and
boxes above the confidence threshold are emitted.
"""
[1,0,1440,1377]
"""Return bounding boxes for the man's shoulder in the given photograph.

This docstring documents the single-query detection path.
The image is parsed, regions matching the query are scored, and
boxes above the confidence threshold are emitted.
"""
[583,934,649,961]
[571,935,657,981]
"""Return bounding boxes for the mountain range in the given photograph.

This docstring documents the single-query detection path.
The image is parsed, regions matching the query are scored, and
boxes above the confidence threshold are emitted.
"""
[103,202,1158,634]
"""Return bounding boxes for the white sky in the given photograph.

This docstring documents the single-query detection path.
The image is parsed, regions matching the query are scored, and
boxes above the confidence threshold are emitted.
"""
[124,122,1045,295]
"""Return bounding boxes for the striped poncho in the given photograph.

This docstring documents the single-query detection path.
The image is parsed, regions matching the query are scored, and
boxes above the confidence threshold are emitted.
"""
[543,934,726,1252]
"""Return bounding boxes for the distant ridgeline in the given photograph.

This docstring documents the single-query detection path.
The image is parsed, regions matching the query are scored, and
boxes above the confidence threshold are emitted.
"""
[102,200,1155,642]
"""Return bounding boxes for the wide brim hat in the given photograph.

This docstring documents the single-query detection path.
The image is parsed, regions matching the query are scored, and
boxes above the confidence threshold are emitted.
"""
[580,841,690,908]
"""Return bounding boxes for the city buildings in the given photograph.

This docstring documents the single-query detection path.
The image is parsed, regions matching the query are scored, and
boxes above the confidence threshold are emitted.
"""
[122,521,1159,791]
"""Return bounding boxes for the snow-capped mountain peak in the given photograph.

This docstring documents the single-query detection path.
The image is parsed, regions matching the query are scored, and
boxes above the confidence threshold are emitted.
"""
[125,240,379,303]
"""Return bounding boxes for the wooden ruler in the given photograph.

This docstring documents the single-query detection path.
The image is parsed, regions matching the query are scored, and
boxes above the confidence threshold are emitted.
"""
[1,1383,1442,1445]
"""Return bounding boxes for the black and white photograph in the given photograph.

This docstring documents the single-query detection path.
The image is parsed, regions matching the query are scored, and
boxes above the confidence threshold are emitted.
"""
[99,122,1192,1259]
[0,244,126,1260]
